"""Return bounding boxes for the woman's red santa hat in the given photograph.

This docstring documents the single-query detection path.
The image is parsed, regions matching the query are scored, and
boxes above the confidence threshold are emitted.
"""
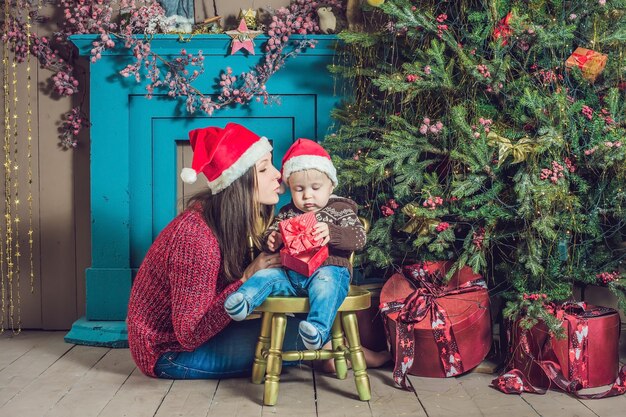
[281,138,338,186]
[180,122,272,194]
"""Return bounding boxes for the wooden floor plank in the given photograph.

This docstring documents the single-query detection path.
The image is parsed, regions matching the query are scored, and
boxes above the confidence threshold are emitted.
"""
[44,348,136,417]
[205,376,263,417]
[367,366,428,417]
[96,368,173,417]
[260,364,316,417]
[459,372,540,417]
[408,374,484,417]
[521,389,599,417]
[314,367,373,417]
[0,345,108,417]
[0,332,74,408]
[0,331,58,372]
[579,394,626,417]
[154,379,219,417]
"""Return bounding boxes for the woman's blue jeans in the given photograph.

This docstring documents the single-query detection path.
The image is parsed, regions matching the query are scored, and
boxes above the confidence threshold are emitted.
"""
[154,316,302,379]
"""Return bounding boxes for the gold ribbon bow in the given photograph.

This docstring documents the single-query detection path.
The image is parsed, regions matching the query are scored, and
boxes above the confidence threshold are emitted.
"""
[487,131,537,165]
[400,203,440,235]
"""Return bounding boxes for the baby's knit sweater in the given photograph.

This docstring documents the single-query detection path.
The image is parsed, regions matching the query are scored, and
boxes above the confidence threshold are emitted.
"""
[263,196,367,274]
[127,207,242,377]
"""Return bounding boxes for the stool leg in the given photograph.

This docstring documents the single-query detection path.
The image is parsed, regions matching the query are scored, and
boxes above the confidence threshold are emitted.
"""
[264,312,287,406]
[342,311,371,401]
[331,314,348,380]
[251,312,273,384]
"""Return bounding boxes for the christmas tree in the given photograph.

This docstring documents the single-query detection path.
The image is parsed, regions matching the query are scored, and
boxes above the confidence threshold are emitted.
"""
[325,0,626,329]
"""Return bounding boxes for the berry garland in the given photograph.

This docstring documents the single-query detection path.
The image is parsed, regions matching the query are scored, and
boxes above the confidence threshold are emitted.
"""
[2,0,345,148]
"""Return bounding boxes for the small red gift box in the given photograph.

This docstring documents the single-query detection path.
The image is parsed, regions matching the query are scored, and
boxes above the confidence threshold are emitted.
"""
[380,262,491,386]
[280,245,328,277]
[509,303,620,389]
[278,213,328,276]
[565,47,608,83]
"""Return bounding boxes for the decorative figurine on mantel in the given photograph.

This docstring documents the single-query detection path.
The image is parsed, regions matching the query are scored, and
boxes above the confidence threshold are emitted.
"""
[317,6,337,34]
[238,8,258,30]
[226,18,263,55]
[193,15,223,34]
[157,0,195,32]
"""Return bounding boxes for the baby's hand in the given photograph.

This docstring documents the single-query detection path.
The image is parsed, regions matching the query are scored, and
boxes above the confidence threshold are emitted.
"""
[313,222,330,246]
[267,231,283,252]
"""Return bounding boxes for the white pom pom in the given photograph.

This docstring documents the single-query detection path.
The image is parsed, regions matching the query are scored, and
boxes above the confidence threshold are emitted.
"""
[180,168,198,184]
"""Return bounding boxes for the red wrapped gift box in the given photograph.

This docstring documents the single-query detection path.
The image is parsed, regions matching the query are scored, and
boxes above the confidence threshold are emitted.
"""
[380,262,491,388]
[279,212,322,255]
[509,303,620,389]
[280,245,329,277]
[278,212,328,277]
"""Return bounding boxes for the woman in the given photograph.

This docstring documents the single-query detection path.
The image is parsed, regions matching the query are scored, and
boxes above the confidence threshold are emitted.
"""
[127,122,389,379]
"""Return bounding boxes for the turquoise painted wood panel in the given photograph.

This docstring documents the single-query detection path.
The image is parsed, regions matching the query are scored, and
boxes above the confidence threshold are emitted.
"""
[65,34,342,346]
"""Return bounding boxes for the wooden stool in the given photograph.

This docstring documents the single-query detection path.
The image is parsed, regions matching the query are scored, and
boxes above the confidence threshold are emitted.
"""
[251,285,372,406]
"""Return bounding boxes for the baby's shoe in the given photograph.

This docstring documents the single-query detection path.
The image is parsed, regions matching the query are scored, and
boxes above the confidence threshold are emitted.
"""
[224,292,249,321]
[299,321,322,350]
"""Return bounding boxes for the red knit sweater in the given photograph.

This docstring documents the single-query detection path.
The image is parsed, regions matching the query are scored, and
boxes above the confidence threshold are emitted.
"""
[127,207,242,376]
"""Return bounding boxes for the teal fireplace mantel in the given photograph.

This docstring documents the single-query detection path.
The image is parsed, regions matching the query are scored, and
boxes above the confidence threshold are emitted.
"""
[65,34,343,347]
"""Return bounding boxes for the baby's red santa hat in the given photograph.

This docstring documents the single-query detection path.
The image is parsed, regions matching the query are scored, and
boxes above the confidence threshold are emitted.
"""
[180,122,272,194]
[281,138,338,186]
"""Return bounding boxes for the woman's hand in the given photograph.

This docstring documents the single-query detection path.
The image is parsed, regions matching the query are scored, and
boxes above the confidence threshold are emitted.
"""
[241,251,282,282]
[266,231,283,252]
[313,222,330,246]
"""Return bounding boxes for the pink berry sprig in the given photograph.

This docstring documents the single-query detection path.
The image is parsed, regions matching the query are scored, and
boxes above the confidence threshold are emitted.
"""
[59,107,90,149]
[419,117,444,135]
[581,105,593,120]
[471,117,492,138]
[540,161,565,183]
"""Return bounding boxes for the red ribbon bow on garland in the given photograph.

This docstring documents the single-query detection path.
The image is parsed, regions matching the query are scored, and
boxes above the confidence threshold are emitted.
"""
[279,213,322,255]
[380,264,487,391]
[493,12,513,45]
[492,302,626,398]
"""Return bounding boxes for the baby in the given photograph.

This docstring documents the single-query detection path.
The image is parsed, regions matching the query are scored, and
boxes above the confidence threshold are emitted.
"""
[224,138,366,349]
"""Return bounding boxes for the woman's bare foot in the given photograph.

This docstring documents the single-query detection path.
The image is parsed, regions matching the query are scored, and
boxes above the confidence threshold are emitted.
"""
[318,342,391,373]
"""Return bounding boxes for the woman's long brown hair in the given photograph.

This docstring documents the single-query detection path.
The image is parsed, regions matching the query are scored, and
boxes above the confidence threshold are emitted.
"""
[187,167,274,282]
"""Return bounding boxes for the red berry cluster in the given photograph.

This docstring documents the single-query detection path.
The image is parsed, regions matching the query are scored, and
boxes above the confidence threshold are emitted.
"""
[581,105,593,120]
[406,74,419,83]
[472,227,485,249]
[596,271,620,285]
[381,199,399,217]
[422,196,443,210]
[523,293,548,301]
[435,222,450,232]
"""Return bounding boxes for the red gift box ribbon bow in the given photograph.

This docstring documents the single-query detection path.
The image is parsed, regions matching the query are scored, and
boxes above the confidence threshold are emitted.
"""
[380,265,487,391]
[281,217,322,255]
[571,49,596,69]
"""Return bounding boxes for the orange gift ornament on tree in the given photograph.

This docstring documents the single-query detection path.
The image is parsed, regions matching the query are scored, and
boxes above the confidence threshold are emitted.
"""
[565,47,608,83]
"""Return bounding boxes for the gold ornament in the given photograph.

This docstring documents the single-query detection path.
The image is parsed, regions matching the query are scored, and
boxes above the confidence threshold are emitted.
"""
[366,0,385,6]
[238,8,258,30]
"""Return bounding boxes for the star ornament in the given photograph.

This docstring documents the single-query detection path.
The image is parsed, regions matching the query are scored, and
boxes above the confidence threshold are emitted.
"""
[226,18,262,55]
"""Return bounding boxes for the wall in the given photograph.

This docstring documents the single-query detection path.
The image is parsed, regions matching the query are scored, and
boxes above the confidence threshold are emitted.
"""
[0,0,290,330]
